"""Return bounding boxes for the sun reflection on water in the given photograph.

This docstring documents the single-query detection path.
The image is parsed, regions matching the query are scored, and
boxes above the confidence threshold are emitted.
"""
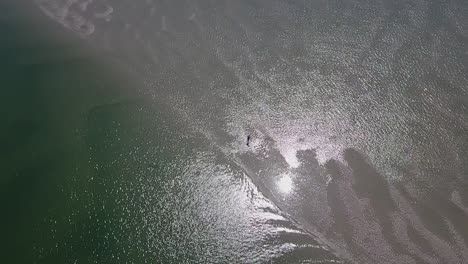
[277,174,293,193]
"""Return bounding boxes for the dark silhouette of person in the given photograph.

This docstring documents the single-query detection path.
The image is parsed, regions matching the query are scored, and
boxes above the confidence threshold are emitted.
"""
[246,135,251,146]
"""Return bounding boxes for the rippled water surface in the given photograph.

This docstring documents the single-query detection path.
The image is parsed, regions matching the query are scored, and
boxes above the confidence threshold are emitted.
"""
[2,0,468,263]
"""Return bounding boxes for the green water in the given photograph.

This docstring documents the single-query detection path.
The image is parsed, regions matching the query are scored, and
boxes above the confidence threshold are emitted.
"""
[0,4,164,262]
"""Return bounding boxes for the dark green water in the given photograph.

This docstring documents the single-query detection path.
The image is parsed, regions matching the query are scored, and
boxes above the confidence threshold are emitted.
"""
[0,3,146,262]
[0,14,193,264]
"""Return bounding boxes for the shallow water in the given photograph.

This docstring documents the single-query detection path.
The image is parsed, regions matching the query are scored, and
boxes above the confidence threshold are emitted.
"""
[2,0,468,263]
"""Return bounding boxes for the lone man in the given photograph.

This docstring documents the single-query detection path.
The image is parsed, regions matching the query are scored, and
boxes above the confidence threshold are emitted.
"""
[246,135,251,146]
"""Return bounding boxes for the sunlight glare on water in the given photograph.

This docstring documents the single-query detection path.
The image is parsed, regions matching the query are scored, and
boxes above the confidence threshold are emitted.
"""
[277,173,293,194]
